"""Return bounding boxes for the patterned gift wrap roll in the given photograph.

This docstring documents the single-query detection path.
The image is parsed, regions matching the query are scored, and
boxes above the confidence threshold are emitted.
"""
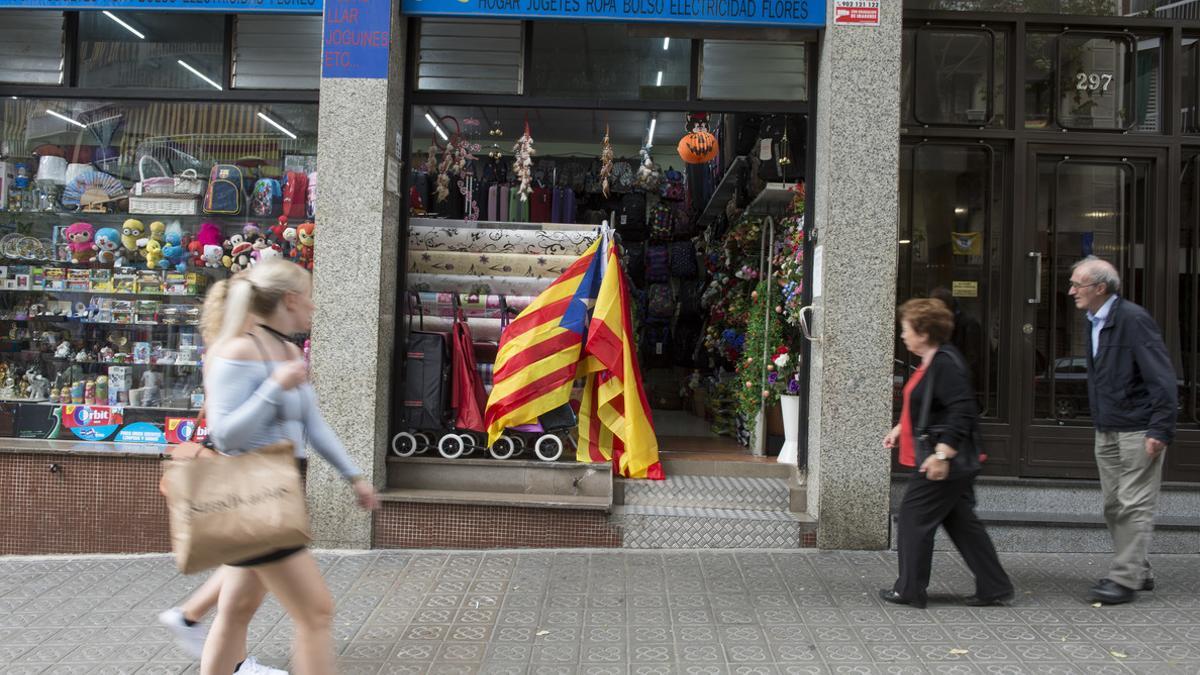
[409,225,596,256]
[407,273,553,297]
[408,251,576,279]
[408,316,504,342]
[410,217,596,232]
[412,293,534,318]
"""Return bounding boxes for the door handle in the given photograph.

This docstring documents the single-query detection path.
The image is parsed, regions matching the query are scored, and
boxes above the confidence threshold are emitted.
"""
[1028,251,1042,304]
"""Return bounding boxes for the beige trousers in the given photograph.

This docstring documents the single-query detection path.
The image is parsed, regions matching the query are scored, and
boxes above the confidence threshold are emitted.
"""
[1094,430,1165,589]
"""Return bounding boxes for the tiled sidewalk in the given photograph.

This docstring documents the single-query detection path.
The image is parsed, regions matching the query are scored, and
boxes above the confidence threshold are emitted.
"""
[2,549,1199,674]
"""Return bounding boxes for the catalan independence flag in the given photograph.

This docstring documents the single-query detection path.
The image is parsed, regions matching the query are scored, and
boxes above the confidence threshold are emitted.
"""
[484,237,605,447]
[576,238,664,480]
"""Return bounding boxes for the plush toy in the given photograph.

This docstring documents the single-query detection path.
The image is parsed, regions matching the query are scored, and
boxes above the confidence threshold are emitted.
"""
[202,244,226,269]
[119,219,145,266]
[159,223,188,271]
[193,222,223,267]
[147,221,166,246]
[144,240,163,270]
[256,245,284,264]
[229,242,254,272]
[243,222,262,241]
[54,341,72,360]
[296,221,315,270]
[93,227,120,265]
[65,222,96,263]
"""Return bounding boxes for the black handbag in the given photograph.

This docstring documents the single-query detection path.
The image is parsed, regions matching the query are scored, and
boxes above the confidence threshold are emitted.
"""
[915,349,983,477]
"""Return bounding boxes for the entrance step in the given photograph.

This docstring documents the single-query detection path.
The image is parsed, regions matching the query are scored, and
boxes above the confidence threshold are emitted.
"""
[612,504,815,549]
[622,474,791,511]
[890,476,1200,553]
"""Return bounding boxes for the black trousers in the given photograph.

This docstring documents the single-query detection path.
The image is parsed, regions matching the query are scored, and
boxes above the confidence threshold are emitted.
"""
[893,472,1012,603]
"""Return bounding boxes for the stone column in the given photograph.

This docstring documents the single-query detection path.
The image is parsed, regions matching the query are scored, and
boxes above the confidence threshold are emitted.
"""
[806,2,902,550]
[307,1,407,549]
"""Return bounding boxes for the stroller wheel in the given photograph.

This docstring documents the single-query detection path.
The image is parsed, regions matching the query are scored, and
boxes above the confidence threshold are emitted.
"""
[414,433,432,454]
[534,434,564,462]
[488,436,517,460]
[512,435,527,452]
[459,433,477,456]
[390,432,418,457]
[438,433,466,459]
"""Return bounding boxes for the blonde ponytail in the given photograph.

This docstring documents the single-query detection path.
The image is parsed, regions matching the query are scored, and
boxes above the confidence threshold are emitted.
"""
[216,278,254,346]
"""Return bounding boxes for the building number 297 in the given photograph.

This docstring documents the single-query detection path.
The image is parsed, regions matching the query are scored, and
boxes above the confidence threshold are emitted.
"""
[1075,72,1114,92]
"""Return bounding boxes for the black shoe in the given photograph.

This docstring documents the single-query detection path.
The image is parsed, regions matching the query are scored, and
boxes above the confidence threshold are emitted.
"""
[1141,578,1155,592]
[965,592,1014,607]
[879,589,926,609]
[1089,578,1136,605]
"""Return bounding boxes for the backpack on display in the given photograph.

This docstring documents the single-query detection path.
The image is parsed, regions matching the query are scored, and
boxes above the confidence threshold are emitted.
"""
[660,167,686,201]
[669,241,698,278]
[641,320,672,369]
[306,171,317,219]
[281,171,309,220]
[250,178,282,218]
[625,242,647,287]
[756,115,805,183]
[648,283,675,319]
[645,244,669,283]
[650,204,675,242]
[618,191,648,241]
[677,280,702,317]
[673,204,696,238]
[204,164,246,215]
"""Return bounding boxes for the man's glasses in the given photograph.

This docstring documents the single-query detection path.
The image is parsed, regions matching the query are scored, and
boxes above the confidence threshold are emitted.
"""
[1068,281,1100,290]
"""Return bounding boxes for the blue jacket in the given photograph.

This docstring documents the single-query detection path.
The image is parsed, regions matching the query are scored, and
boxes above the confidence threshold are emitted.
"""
[1085,296,1178,443]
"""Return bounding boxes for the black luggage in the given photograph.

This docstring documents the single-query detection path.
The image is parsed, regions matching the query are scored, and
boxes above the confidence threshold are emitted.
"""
[402,294,450,430]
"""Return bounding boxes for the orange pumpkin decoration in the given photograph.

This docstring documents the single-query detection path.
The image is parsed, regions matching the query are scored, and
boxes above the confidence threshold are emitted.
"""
[677,128,718,164]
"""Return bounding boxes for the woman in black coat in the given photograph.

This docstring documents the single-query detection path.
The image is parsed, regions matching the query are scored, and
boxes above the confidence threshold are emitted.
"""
[880,298,1013,609]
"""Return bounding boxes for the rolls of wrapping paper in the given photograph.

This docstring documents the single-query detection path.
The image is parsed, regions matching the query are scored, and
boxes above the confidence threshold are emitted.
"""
[408,273,553,297]
[409,225,596,256]
[413,292,534,318]
[409,316,504,342]
[409,217,596,233]
[408,250,576,279]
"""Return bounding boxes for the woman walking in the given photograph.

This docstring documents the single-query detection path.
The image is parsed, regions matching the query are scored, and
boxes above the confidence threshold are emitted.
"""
[197,259,376,675]
[880,298,1012,609]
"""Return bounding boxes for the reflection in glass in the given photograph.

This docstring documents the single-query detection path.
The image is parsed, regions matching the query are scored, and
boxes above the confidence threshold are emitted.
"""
[77,11,225,90]
[1181,155,1199,425]
[906,28,1006,127]
[896,144,1004,420]
[529,23,690,100]
[1186,41,1199,134]
[1032,158,1150,422]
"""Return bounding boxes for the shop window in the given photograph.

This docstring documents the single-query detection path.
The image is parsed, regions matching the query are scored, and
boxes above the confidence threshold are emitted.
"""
[0,97,317,444]
[904,0,1187,15]
[902,27,1005,128]
[233,15,322,90]
[699,41,807,102]
[1186,39,1199,134]
[896,142,1006,421]
[528,22,689,100]
[417,19,523,95]
[0,10,64,86]
[77,11,226,90]
[1182,154,1200,426]
[1025,31,1161,132]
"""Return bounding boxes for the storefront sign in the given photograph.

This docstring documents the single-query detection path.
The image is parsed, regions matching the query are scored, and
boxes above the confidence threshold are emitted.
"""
[401,0,824,27]
[62,405,124,442]
[952,281,979,298]
[0,1,321,12]
[165,417,208,444]
[323,0,391,78]
[832,0,878,26]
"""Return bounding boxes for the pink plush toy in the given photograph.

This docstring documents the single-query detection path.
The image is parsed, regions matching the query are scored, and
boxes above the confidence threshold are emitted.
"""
[65,222,96,263]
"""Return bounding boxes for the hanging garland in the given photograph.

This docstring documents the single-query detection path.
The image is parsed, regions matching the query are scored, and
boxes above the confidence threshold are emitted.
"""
[512,121,535,202]
[600,125,614,198]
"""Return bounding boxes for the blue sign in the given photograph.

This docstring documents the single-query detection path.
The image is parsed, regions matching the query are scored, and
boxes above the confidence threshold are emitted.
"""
[115,422,168,444]
[322,0,391,79]
[0,0,321,12]
[401,0,823,27]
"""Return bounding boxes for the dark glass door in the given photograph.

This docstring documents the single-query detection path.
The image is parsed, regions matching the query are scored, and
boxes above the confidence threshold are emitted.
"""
[1020,146,1167,478]
[1169,151,1200,481]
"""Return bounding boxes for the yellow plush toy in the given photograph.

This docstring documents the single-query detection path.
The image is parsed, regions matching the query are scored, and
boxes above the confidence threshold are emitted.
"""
[118,219,145,267]
[144,240,163,270]
[148,221,166,245]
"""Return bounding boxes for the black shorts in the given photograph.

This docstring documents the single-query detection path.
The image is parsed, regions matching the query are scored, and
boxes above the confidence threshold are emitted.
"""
[229,546,305,568]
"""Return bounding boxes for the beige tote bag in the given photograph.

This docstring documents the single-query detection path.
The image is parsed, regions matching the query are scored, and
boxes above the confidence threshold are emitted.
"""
[162,441,311,574]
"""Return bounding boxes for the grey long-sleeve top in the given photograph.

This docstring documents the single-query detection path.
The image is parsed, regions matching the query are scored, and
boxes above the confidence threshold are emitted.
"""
[205,356,361,480]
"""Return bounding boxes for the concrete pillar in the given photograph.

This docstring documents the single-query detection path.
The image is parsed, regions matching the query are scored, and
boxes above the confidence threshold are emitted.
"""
[307,0,406,549]
[806,1,903,550]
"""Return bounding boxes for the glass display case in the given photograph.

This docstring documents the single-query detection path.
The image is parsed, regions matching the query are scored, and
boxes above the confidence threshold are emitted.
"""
[0,96,318,444]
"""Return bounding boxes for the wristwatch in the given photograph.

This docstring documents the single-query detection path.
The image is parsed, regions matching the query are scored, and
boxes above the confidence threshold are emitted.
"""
[934,450,949,461]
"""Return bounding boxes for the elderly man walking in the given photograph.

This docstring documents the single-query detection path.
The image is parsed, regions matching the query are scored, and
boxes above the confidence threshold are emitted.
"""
[1068,256,1178,605]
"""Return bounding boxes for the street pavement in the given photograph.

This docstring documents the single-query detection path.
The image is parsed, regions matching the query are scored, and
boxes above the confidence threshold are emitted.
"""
[1,549,1199,674]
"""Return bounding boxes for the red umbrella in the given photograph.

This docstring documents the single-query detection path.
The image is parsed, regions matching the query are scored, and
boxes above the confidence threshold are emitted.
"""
[450,306,488,433]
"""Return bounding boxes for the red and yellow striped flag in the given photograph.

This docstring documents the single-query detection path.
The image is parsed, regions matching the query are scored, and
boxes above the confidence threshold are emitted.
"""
[577,240,664,480]
[484,237,605,447]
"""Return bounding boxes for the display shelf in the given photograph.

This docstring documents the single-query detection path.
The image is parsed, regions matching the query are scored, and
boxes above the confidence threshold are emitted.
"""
[0,317,199,327]
[409,217,598,233]
[0,210,311,225]
[40,358,202,368]
[0,399,199,412]
[695,156,749,234]
[0,288,204,299]
[746,183,800,218]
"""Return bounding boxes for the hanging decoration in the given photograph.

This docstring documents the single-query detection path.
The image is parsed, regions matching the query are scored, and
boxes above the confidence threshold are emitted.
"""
[600,126,614,198]
[635,147,662,192]
[512,121,535,202]
[677,113,718,165]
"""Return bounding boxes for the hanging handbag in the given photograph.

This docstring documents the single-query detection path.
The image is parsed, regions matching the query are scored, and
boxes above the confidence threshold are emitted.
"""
[161,440,310,574]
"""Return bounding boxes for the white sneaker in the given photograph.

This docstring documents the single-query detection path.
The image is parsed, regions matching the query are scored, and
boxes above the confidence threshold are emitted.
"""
[157,607,207,659]
[237,656,289,675]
